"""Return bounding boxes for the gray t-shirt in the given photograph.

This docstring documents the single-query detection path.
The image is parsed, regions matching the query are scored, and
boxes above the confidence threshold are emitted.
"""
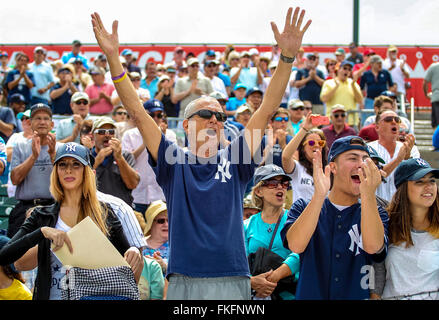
[424,62,439,103]
[174,75,213,118]
[10,139,60,200]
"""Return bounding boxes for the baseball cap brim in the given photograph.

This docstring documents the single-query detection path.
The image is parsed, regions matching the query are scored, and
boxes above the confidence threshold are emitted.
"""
[254,172,292,185]
[54,153,90,167]
[407,168,439,183]
[329,145,369,163]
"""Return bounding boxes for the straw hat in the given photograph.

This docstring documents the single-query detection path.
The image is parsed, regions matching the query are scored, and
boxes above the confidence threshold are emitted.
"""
[143,200,167,236]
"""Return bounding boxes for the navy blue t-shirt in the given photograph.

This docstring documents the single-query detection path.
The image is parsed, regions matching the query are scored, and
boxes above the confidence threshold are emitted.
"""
[0,107,18,142]
[5,70,35,104]
[50,83,77,115]
[295,68,324,104]
[360,70,394,99]
[148,133,264,278]
[281,198,388,300]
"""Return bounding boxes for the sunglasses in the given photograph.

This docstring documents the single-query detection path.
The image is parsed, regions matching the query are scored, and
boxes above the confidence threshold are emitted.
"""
[292,107,304,111]
[381,116,401,123]
[96,129,115,135]
[75,100,88,105]
[152,112,163,119]
[57,161,83,171]
[154,218,168,224]
[116,111,127,116]
[188,109,227,122]
[333,113,346,118]
[303,139,326,148]
[305,107,312,110]
[274,116,289,122]
[21,116,30,121]
[262,179,290,189]
[81,128,92,135]
[399,128,409,134]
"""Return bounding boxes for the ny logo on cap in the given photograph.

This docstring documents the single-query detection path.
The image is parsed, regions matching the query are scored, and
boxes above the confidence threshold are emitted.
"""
[65,143,77,153]
[416,158,429,167]
[154,101,161,107]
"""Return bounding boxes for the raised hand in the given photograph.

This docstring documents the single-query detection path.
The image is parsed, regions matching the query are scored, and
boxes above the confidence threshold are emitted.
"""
[31,131,41,159]
[358,158,382,196]
[312,149,331,198]
[270,7,312,58]
[91,12,120,57]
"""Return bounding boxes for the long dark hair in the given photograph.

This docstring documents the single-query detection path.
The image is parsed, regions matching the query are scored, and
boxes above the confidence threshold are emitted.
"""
[1,265,26,283]
[387,182,439,247]
[297,129,328,176]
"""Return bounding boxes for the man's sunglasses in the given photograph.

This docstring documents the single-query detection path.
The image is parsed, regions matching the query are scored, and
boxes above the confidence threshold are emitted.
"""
[399,128,409,134]
[154,218,168,224]
[292,107,304,111]
[303,139,326,148]
[188,109,227,122]
[262,179,290,189]
[75,100,88,105]
[95,129,115,135]
[333,113,346,118]
[381,116,401,123]
[151,112,163,119]
[116,111,127,116]
[273,116,289,122]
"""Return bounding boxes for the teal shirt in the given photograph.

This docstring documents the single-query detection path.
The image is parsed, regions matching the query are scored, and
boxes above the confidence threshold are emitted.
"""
[291,118,304,135]
[244,210,300,299]
[56,114,96,143]
[138,257,165,300]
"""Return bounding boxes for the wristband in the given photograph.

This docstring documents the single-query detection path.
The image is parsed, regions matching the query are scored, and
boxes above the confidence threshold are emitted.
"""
[280,53,295,64]
[112,71,127,83]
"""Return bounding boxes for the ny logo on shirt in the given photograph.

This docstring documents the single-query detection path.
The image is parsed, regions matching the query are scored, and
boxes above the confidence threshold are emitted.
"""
[215,158,232,183]
[348,224,363,256]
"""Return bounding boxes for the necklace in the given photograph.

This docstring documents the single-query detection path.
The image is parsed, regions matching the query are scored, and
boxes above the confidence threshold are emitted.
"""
[267,226,272,233]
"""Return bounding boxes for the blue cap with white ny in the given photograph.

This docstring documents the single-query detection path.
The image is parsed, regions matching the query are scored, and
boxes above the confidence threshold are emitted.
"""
[54,142,92,167]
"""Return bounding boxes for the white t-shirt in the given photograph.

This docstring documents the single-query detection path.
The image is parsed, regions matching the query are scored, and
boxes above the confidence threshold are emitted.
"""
[208,76,228,97]
[288,160,314,204]
[49,216,71,300]
[260,77,289,104]
[367,140,420,202]
[383,231,439,300]
[383,58,410,95]
[121,127,166,205]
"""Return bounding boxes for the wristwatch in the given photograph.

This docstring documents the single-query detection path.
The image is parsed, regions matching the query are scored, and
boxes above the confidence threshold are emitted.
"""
[280,53,295,64]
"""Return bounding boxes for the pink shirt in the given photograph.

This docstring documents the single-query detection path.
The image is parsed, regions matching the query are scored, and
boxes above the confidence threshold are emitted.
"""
[85,82,115,115]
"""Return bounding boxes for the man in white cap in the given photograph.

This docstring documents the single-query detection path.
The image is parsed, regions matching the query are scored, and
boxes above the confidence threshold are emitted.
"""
[322,104,357,150]
[56,92,96,143]
[29,46,55,106]
[174,57,213,118]
[230,51,263,90]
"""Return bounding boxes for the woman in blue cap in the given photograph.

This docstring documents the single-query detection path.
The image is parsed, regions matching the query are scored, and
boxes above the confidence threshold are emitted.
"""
[244,164,299,300]
[377,158,439,299]
[0,142,143,300]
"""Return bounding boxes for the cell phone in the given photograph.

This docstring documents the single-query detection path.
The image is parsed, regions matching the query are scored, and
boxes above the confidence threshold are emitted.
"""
[311,115,330,126]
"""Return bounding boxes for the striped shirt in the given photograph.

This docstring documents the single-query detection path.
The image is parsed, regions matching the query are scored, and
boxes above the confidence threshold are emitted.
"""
[97,191,146,249]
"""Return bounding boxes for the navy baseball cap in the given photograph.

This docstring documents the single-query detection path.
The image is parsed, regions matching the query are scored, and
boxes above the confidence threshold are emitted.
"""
[253,164,292,186]
[246,87,263,98]
[54,142,92,167]
[143,99,164,113]
[380,90,397,98]
[367,145,385,164]
[9,93,26,104]
[394,158,439,188]
[328,136,370,163]
[30,103,52,118]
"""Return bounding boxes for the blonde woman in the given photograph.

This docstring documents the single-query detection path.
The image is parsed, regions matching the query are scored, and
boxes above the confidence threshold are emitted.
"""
[244,164,299,300]
[0,142,143,300]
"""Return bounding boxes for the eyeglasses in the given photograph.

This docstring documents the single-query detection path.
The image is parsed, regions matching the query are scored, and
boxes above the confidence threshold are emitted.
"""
[188,109,227,122]
[381,116,401,123]
[328,63,336,66]
[189,64,199,68]
[59,70,72,75]
[81,128,92,135]
[151,112,163,119]
[333,113,346,118]
[303,139,326,148]
[292,107,304,111]
[95,129,115,135]
[75,100,88,105]
[305,107,312,110]
[262,179,290,189]
[21,116,30,121]
[116,111,127,116]
[154,218,168,224]
[57,161,83,171]
[273,116,289,122]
